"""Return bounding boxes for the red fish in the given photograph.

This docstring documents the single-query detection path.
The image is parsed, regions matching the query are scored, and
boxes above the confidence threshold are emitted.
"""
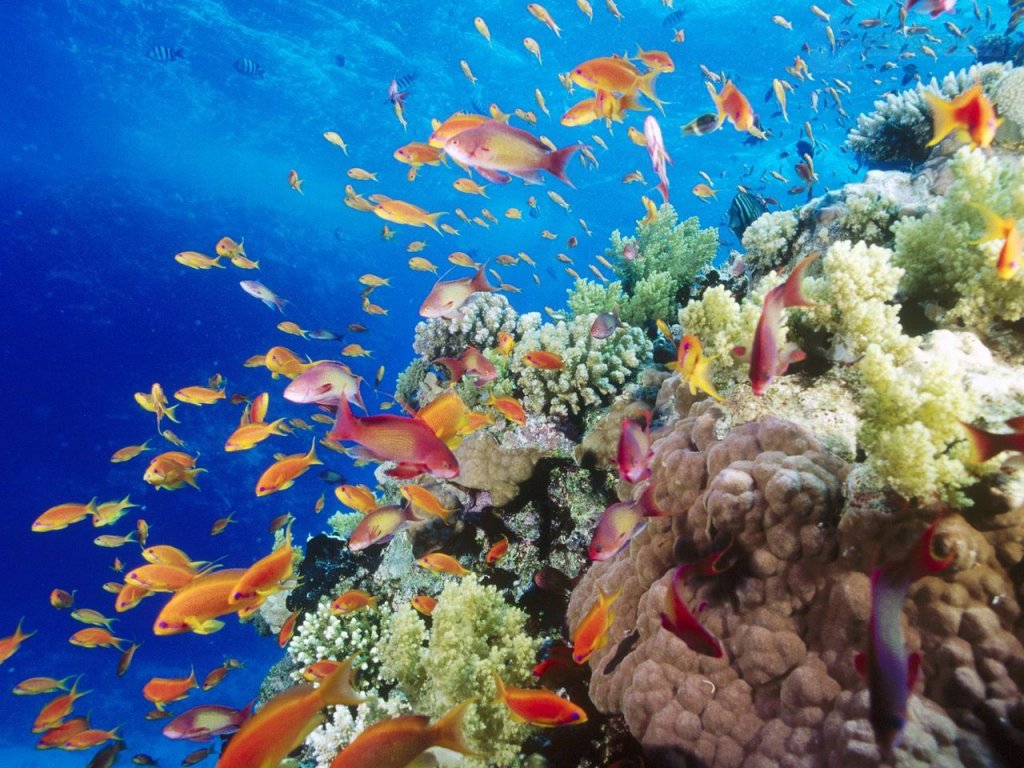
[617,411,653,484]
[961,420,1024,462]
[643,116,672,203]
[523,350,564,369]
[733,253,817,396]
[328,398,459,479]
[660,545,733,658]
[283,362,366,410]
[589,501,645,561]
[857,522,953,751]
[433,346,497,387]
[571,585,623,663]
[485,536,509,564]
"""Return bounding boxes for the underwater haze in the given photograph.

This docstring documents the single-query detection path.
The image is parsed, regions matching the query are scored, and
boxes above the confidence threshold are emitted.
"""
[4,0,1024,766]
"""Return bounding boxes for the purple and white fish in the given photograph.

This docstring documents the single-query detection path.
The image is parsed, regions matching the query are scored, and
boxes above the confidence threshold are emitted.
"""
[239,280,288,313]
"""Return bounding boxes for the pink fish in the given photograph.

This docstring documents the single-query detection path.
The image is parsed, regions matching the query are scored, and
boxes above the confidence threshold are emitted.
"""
[419,264,498,320]
[328,398,459,479]
[239,280,288,313]
[589,500,645,561]
[433,346,497,387]
[348,505,419,551]
[856,522,953,751]
[163,701,253,741]
[589,312,620,339]
[660,545,733,658]
[617,412,653,484]
[733,253,817,396]
[284,362,366,411]
[443,119,582,186]
[622,241,638,261]
[960,419,1024,463]
[905,0,956,17]
[643,116,672,203]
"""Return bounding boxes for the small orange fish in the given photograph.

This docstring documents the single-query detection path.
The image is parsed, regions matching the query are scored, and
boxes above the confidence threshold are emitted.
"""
[230,522,295,603]
[211,512,238,535]
[288,169,303,194]
[410,594,438,616]
[571,585,623,663]
[110,440,152,463]
[971,203,1021,280]
[49,589,75,610]
[32,500,97,532]
[492,670,587,727]
[0,619,35,665]
[13,676,73,695]
[153,568,262,636]
[401,485,454,523]
[302,659,343,682]
[417,552,471,577]
[117,641,141,677]
[335,484,379,513]
[706,80,764,138]
[485,536,509,564]
[524,350,564,369]
[174,385,226,405]
[32,677,89,733]
[255,440,322,496]
[278,611,299,648]
[486,395,526,424]
[69,627,125,650]
[330,589,378,615]
[143,670,198,710]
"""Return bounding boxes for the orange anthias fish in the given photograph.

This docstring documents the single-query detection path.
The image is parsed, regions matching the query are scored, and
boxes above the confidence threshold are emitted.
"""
[334,484,379,513]
[328,699,476,768]
[225,418,291,451]
[971,203,1021,280]
[173,386,226,405]
[428,112,490,148]
[706,80,765,139]
[492,670,587,727]
[14,675,73,695]
[433,346,497,387]
[589,500,644,561]
[570,56,663,112]
[329,398,459,479]
[32,677,90,733]
[32,500,97,532]
[0,618,35,664]
[371,196,446,234]
[419,264,499,320]
[667,334,724,401]
[143,452,204,491]
[330,589,378,615]
[348,505,419,552]
[288,169,303,194]
[255,440,322,496]
[485,536,509,564]
[69,628,126,650]
[110,440,152,463]
[444,120,582,187]
[143,670,198,710]
[571,585,624,663]
[35,715,89,748]
[924,83,1001,149]
[153,569,262,635]
[524,350,564,369]
[401,485,454,523]
[486,395,527,425]
[217,659,364,768]
[410,594,437,616]
[230,523,295,603]
[417,552,471,576]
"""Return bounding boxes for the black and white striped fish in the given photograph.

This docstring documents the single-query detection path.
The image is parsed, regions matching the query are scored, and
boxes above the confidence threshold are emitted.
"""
[233,58,264,78]
[146,46,184,62]
[727,191,768,240]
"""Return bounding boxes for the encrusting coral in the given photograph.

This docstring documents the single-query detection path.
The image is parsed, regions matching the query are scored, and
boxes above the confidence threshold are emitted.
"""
[566,403,1024,768]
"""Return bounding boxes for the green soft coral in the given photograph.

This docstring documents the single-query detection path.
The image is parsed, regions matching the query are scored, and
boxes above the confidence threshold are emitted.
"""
[856,343,974,502]
[893,147,1024,327]
[569,203,717,327]
[802,240,915,362]
[379,576,540,768]
[508,313,652,420]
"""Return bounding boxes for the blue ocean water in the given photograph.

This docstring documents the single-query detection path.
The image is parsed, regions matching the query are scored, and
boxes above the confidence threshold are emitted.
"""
[0,0,1003,764]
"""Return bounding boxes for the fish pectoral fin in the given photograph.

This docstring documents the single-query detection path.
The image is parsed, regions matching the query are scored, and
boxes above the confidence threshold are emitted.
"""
[854,652,867,679]
[185,617,225,635]
[907,651,921,689]
[386,463,426,479]
[477,167,512,184]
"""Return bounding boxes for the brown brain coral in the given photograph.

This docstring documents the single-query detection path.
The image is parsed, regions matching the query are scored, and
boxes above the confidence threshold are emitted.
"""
[567,402,1024,767]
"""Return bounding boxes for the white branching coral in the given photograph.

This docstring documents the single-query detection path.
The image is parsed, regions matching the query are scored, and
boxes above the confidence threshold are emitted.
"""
[305,695,408,768]
[507,312,652,420]
[741,209,799,274]
[412,293,520,360]
[286,596,386,689]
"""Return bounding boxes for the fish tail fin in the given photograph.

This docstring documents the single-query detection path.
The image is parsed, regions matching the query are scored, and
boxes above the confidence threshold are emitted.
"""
[425,212,447,234]
[273,296,289,314]
[961,421,1008,463]
[319,656,366,707]
[470,263,498,293]
[431,698,479,756]
[907,520,955,580]
[778,252,819,309]
[638,70,664,113]
[705,80,724,122]
[969,202,1011,243]
[490,668,507,704]
[306,438,322,465]
[329,395,358,442]
[545,144,582,187]
[619,91,649,113]
[164,404,181,423]
[923,91,959,147]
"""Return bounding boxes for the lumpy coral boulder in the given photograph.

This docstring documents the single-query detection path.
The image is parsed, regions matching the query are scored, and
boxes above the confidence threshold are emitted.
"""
[567,403,1024,767]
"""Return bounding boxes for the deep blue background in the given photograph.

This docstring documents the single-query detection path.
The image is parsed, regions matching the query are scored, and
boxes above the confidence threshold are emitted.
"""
[0,0,1000,763]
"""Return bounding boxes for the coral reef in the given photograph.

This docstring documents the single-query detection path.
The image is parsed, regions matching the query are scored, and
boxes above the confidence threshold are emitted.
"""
[380,576,542,768]
[846,62,1010,166]
[740,209,799,276]
[287,595,386,689]
[567,405,1024,767]
[508,313,652,421]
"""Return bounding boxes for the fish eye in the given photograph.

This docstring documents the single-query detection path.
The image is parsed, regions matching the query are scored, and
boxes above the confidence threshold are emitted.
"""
[157,621,168,628]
